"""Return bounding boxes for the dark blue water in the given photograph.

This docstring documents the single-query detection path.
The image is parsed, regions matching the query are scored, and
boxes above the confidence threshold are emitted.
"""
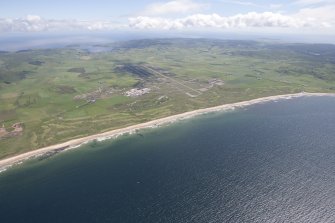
[1,96,335,223]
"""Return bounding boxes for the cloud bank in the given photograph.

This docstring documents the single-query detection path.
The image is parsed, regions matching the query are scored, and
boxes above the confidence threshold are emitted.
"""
[0,0,334,35]
[0,9,334,33]
[0,15,120,32]
[128,12,310,30]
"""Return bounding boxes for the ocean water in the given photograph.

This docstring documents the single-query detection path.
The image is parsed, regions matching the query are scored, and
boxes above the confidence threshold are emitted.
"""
[1,96,335,223]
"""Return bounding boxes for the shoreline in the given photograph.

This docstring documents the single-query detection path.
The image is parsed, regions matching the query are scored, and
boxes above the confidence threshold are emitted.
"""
[1,92,334,172]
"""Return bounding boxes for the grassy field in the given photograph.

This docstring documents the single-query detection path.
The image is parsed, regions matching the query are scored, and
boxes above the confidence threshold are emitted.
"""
[0,38,334,159]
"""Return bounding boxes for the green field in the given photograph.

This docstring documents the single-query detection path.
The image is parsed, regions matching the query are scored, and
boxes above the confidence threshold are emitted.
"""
[0,39,334,159]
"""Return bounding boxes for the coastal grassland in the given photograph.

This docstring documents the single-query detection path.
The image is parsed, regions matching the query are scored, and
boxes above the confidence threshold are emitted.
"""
[0,39,334,159]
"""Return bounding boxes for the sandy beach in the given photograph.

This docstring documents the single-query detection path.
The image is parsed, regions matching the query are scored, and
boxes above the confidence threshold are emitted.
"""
[0,92,334,172]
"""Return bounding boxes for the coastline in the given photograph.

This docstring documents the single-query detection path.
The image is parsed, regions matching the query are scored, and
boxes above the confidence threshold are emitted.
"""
[1,92,334,172]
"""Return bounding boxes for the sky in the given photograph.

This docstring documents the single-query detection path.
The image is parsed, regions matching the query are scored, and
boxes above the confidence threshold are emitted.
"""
[0,0,335,37]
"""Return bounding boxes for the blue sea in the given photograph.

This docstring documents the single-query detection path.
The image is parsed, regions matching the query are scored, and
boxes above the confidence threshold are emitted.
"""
[1,96,335,223]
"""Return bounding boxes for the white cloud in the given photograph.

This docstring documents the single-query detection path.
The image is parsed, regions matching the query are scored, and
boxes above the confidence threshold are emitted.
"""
[140,0,206,16]
[0,15,121,32]
[294,5,335,27]
[292,0,335,28]
[129,12,314,30]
